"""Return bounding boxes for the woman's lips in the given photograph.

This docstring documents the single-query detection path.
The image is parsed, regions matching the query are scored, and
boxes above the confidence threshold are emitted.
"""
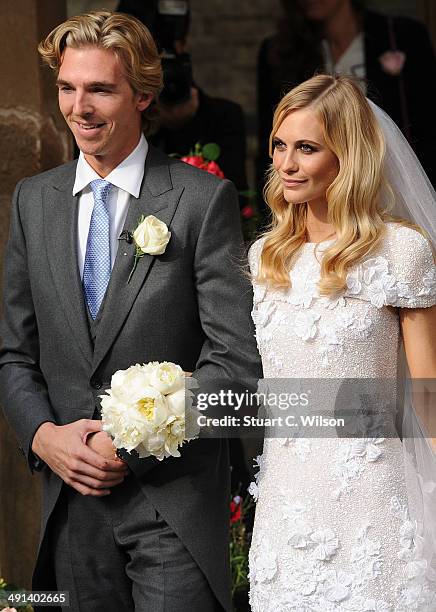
[282,178,308,187]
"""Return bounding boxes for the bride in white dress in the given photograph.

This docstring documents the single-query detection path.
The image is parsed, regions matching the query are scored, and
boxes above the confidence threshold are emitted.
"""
[248,75,436,611]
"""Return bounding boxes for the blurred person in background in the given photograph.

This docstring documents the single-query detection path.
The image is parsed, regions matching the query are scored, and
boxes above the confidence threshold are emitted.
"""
[256,0,436,219]
[118,0,248,193]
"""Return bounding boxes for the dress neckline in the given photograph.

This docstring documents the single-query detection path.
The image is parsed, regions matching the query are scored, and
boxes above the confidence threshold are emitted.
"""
[302,238,335,247]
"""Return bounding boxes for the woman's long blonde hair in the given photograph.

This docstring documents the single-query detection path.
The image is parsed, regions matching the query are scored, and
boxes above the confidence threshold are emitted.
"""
[258,74,421,295]
[38,11,163,135]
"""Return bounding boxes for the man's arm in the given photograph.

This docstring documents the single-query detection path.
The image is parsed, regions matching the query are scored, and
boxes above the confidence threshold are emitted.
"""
[0,179,128,493]
[0,179,57,467]
[192,178,262,383]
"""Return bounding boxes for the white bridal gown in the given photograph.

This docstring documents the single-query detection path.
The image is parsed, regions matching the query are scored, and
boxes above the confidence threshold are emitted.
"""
[248,223,436,612]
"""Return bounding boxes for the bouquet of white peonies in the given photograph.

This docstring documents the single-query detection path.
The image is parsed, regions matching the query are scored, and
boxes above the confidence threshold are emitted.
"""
[99,361,200,461]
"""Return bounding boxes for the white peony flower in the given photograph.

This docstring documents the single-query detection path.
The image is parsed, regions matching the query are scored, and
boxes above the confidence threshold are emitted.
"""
[133,215,171,256]
[166,387,190,415]
[134,387,169,429]
[110,363,153,403]
[149,361,185,394]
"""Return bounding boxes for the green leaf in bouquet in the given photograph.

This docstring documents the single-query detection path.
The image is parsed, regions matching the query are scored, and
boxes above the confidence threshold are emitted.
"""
[202,143,221,161]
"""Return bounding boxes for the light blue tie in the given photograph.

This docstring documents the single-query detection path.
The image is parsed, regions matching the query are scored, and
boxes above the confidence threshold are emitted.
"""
[83,179,112,319]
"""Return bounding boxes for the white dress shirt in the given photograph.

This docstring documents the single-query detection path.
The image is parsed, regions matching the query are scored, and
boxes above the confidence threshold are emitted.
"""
[73,134,148,278]
[322,32,366,92]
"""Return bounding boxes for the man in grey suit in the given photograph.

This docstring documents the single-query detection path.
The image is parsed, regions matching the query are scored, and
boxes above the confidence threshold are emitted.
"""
[0,11,261,612]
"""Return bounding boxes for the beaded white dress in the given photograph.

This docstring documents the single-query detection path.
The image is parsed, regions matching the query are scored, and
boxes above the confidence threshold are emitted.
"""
[248,223,436,612]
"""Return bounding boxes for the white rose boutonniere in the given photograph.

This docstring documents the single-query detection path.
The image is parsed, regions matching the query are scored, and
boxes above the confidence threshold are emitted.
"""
[127,215,171,282]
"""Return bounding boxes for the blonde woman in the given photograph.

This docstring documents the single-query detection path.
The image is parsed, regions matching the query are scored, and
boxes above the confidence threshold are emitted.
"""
[248,75,436,610]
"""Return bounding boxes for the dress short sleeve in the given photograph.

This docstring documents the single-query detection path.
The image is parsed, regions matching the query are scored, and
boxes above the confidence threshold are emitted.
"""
[384,224,436,308]
[346,224,436,309]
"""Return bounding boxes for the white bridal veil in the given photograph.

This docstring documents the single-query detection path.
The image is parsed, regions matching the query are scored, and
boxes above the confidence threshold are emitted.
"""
[369,99,436,580]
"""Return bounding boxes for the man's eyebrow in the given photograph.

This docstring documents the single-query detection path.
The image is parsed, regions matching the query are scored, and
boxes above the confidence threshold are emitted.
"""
[55,79,117,89]
[87,81,117,89]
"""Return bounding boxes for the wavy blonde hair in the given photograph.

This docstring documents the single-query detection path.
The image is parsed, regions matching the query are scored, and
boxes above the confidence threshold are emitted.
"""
[38,11,163,135]
[258,74,423,295]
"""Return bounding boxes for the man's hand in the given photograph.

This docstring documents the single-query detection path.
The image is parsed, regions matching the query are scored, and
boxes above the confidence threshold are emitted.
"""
[32,420,129,496]
[86,430,126,462]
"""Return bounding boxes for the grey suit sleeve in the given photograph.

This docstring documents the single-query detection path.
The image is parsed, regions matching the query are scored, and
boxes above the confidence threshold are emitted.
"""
[192,178,262,384]
[0,179,57,471]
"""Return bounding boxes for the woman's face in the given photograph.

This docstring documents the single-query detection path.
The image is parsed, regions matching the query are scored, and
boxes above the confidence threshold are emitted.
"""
[297,0,348,21]
[272,108,339,207]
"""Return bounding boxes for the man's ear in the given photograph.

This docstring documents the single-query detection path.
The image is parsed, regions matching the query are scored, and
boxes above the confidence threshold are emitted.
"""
[137,93,153,112]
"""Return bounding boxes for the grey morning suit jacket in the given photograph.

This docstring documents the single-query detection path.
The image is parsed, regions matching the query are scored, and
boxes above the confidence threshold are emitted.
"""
[0,145,262,611]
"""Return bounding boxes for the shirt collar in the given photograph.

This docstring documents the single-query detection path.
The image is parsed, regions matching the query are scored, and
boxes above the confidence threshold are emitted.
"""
[73,133,148,197]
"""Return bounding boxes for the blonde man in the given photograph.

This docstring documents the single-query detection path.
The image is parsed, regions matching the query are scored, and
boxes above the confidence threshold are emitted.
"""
[0,11,261,611]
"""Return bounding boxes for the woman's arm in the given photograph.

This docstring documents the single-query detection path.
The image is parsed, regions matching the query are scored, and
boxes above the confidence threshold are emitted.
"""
[400,305,436,449]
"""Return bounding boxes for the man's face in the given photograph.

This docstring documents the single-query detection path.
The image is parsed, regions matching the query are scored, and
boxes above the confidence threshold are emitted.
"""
[297,0,347,21]
[57,46,152,174]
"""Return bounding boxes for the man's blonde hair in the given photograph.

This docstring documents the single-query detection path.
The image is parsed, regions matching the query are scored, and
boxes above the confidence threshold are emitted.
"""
[258,74,424,295]
[38,11,163,134]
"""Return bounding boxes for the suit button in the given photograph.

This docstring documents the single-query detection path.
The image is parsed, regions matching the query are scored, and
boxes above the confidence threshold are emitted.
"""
[90,378,102,390]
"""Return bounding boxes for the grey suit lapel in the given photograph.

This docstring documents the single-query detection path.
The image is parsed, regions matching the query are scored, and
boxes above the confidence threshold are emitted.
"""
[43,163,94,365]
[91,147,184,374]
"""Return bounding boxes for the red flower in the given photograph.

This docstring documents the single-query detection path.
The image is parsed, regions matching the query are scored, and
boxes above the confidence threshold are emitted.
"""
[204,160,225,179]
[181,155,205,169]
[230,499,242,524]
[241,205,255,220]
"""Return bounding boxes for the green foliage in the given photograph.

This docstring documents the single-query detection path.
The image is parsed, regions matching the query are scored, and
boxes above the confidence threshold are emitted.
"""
[201,142,221,161]
[0,578,34,611]
[230,494,254,598]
